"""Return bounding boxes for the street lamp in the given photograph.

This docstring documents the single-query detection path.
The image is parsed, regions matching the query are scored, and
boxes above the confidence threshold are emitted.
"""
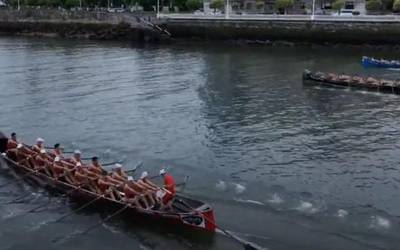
[225,0,229,19]
[156,0,160,18]
[311,0,315,20]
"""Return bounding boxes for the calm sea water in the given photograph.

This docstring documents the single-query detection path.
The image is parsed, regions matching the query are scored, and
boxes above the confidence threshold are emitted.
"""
[0,37,400,250]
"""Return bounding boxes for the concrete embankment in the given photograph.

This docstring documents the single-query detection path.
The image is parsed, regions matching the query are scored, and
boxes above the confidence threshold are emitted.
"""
[164,17,400,44]
[0,9,167,42]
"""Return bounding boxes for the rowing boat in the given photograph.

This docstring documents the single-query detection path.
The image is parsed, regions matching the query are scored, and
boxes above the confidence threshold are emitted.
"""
[0,133,216,233]
[361,56,400,69]
[302,69,400,95]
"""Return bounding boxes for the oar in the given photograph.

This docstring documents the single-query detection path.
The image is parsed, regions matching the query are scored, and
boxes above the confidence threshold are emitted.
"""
[52,205,129,243]
[176,199,264,250]
[51,195,103,223]
[0,171,36,189]
[125,161,143,174]
[77,204,129,235]
[1,191,35,205]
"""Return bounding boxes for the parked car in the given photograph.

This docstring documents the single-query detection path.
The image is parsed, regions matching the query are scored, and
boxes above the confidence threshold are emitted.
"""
[107,8,125,12]
[332,9,360,16]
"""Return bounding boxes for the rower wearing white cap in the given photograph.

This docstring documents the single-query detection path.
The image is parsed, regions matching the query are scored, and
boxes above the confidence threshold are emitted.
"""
[137,171,160,192]
[69,150,82,166]
[32,137,45,153]
[123,176,151,209]
[111,163,128,182]
[32,149,53,175]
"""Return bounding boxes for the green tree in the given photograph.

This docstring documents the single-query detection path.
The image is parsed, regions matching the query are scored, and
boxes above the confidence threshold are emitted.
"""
[65,0,79,7]
[210,0,223,12]
[274,0,293,13]
[393,0,400,11]
[185,0,200,10]
[366,0,382,10]
[331,0,344,13]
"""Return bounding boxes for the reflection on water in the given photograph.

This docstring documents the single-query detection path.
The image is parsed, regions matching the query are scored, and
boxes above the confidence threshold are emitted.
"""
[0,37,400,250]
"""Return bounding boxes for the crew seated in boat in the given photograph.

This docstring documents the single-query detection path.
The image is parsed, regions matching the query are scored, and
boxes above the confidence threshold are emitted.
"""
[97,172,124,201]
[338,74,351,82]
[123,176,154,210]
[314,72,326,80]
[7,132,18,150]
[366,77,379,85]
[8,143,37,167]
[74,163,100,193]
[50,156,76,184]
[110,163,128,182]
[32,149,53,175]
[87,156,104,175]
[352,75,365,84]
[65,150,82,166]
[327,73,338,81]
[159,169,176,210]
[32,138,45,153]
[49,143,63,159]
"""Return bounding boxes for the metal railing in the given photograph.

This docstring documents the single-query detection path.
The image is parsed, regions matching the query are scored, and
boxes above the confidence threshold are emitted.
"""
[161,13,400,22]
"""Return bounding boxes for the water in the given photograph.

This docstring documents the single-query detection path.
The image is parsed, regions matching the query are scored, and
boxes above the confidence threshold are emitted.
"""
[0,36,400,250]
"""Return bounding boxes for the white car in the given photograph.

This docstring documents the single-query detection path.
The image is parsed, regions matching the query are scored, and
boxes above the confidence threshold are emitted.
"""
[332,9,358,16]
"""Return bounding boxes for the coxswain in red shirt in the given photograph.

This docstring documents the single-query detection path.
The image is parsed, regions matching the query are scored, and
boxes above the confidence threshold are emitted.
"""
[159,169,176,210]
[7,132,18,150]
[32,138,45,153]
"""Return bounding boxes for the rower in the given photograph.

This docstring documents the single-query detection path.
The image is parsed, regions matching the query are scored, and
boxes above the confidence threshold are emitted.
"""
[138,171,159,191]
[159,168,176,210]
[50,156,76,184]
[87,156,104,175]
[32,138,45,153]
[67,150,82,166]
[123,176,150,210]
[74,163,99,193]
[51,143,63,158]
[111,163,128,182]
[7,132,18,150]
[97,172,121,200]
[32,149,52,175]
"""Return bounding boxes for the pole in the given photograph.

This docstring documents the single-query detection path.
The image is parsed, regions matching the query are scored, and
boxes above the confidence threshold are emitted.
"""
[156,0,160,18]
[225,0,229,19]
[311,0,315,20]
[17,0,20,11]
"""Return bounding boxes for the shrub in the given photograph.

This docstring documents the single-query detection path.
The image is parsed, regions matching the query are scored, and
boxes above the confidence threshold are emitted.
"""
[366,0,382,10]
[185,0,201,10]
[274,0,293,13]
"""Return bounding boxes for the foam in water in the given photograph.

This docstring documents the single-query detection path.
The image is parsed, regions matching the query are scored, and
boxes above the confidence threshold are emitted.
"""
[235,198,265,206]
[336,209,349,218]
[295,201,319,214]
[215,180,227,191]
[234,183,246,194]
[370,215,391,230]
[268,193,284,204]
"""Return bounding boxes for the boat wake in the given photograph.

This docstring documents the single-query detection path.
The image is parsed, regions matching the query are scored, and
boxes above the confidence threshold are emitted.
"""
[294,201,319,214]
[267,193,284,204]
[234,198,265,206]
[369,215,391,230]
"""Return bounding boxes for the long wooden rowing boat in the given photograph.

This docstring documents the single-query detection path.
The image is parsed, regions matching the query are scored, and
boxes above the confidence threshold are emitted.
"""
[0,133,216,233]
[302,69,400,95]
